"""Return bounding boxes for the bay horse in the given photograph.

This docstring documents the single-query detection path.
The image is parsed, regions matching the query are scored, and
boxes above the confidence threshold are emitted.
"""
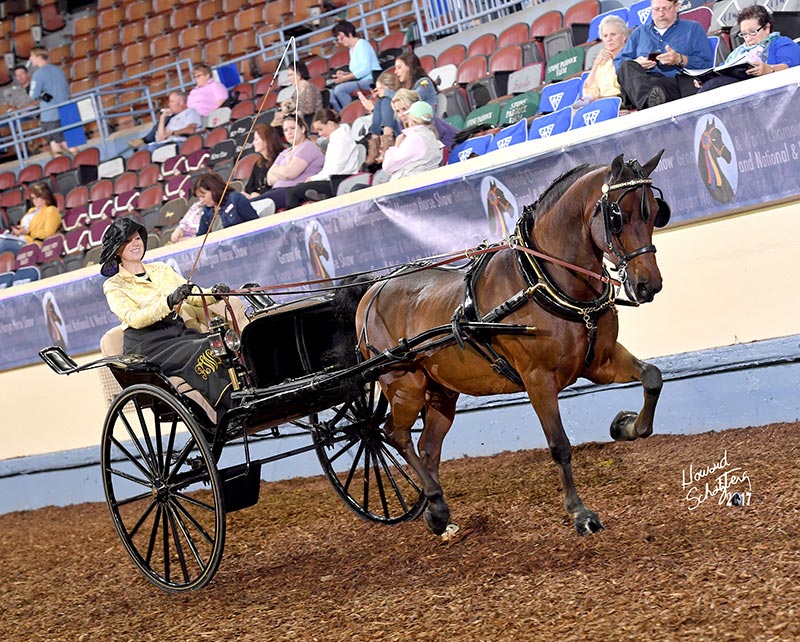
[698,119,734,203]
[355,151,671,536]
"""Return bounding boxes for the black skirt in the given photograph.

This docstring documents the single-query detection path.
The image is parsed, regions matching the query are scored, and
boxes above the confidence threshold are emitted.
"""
[123,316,232,411]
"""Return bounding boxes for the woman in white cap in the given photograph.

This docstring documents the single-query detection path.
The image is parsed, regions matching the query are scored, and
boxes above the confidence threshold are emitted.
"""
[382,100,444,181]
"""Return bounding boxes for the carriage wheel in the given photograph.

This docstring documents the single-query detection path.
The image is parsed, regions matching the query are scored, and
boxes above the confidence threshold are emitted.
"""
[312,383,428,525]
[101,383,226,592]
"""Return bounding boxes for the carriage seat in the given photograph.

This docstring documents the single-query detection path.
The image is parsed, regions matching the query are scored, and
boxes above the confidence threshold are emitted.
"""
[100,297,250,425]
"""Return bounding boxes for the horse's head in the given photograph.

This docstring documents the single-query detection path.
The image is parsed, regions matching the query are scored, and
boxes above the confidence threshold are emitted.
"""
[701,119,732,164]
[590,150,670,304]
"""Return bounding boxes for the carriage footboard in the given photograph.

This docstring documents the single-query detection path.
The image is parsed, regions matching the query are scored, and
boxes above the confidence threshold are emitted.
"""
[39,345,160,376]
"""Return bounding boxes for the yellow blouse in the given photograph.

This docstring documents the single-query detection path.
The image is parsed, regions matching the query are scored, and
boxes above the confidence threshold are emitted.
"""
[103,262,210,330]
[23,205,62,245]
[582,58,621,100]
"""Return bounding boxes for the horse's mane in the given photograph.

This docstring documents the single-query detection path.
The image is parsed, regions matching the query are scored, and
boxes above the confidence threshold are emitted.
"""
[521,163,602,223]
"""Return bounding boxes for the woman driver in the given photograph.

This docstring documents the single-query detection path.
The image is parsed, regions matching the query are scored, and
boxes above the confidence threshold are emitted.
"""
[100,217,233,412]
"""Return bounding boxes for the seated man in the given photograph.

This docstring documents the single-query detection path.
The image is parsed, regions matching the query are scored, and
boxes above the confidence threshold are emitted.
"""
[128,91,201,151]
[614,0,712,109]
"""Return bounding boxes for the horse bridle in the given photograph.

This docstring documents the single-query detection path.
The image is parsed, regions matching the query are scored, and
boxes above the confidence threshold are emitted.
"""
[593,167,671,282]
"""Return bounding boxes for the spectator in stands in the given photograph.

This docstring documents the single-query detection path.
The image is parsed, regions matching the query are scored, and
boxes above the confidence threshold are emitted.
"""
[128,91,202,151]
[614,0,712,109]
[394,52,437,108]
[252,116,325,211]
[697,5,800,92]
[187,64,229,118]
[28,47,77,157]
[580,16,629,104]
[358,70,400,138]
[272,61,323,130]
[284,108,362,207]
[244,124,286,200]
[169,200,205,244]
[329,20,381,112]
[193,172,258,235]
[101,216,234,413]
[0,181,62,254]
[390,89,458,153]
[4,65,33,112]
[382,101,444,181]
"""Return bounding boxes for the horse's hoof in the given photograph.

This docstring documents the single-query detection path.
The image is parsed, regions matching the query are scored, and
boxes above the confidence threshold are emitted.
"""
[424,504,450,536]
[610,411,638,441]
[575,510,604,536]
[440,522,461,541]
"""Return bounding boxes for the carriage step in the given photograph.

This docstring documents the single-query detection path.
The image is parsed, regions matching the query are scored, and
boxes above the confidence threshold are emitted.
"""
[220,462,262,512]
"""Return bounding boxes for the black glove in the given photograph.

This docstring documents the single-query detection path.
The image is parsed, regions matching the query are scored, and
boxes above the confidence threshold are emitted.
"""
[167,283,194,308]
[211,283,231,301]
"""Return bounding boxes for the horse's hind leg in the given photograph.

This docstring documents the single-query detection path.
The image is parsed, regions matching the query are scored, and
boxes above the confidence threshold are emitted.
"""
[527,377,603,536]
[379,369,452,535]
[590,342,663,441]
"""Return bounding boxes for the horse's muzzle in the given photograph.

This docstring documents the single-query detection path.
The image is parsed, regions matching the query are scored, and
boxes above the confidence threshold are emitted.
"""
[629,278,662,304]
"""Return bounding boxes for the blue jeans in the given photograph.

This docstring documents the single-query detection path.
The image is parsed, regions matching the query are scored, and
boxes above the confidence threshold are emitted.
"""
[0,234,26,255]
[330,77,374,112]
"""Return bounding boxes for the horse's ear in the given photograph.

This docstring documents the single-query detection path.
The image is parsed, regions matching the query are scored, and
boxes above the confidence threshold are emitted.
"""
[642,149,665,177]
[611,154,625,178]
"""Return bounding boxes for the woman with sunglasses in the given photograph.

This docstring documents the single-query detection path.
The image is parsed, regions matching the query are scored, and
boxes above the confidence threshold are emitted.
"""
[697,5,800,92]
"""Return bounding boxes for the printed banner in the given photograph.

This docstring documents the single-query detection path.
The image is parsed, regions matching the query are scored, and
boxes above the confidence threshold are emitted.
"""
[2,81,799,371]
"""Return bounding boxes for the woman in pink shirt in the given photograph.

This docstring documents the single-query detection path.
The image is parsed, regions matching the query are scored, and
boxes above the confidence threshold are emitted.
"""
[187,64,229,118]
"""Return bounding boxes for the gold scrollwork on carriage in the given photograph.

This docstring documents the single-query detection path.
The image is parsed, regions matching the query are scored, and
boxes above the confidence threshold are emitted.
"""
[195,349,222,380]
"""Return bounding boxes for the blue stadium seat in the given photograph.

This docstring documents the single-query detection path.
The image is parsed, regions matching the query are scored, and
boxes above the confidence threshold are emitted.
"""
[570,97,622,130]
[588,8,629,42]
[539,77,584,113]
[0,271,13,289]
[487,119,529,153]
[12,266,41,286]
[448,133,493,164]
[528,107,573,140]
[627,0,651,28]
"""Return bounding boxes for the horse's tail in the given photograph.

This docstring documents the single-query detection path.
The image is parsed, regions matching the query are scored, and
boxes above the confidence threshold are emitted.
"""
[328,276,375,371]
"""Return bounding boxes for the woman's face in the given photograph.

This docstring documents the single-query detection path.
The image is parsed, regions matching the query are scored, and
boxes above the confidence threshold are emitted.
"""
[282,119,304,144]
[392,101,410,126]
[740,18,770,45]
[196,187,215,207]
[193,70,211,87]
[600,24,627,54]
[253,131,265,155]
[119,232,144,263]
[31,193,45,207]
[313,119,336,138]
[394,58,409,83]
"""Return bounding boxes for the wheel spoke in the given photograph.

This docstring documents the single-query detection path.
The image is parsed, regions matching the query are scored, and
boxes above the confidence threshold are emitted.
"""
[125,498,158,539]
[145,503,163,567]
[163,415,179,478]
[376,441,423,491]
[166,502,191,584]
[369,447,391,519]
[372,443,413,513]
[342,440,366,495]
[170,499,210,563]
[134,398,160,476]
[166,437,197,483]
[107,464,152,489]
[118,400,156,472]
[323,436,360,466]
[361,444,371,512]
[109,435,155,482]
[161,506,171,583]
[173,491,217,521]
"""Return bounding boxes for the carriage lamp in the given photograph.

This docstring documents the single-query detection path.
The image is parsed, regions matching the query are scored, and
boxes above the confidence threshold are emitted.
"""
[207,317,228,358]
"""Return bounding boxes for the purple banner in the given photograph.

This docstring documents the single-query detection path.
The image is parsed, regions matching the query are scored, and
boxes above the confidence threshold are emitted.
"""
[2,80,799,371]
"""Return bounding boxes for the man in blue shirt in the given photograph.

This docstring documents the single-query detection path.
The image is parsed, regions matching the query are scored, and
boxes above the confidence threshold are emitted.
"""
[28,47,76,156]
[615,0,713,109]
[329,20,382,113]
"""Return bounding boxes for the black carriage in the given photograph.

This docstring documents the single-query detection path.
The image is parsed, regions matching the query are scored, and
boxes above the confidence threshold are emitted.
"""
[39,292,432,593]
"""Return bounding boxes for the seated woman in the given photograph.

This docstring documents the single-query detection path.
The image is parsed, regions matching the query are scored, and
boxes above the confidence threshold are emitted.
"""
[169,200,204,244]
[394,51,437,108]
[100,217,234,412]
[243,123,285,200]
[284,108,362,208]
[271,61,323,130]
[252,115,325,212]
[580,15,629,104]
[187,63,229,118]
[0,181,62,255]
[193,172,258,235]
[357,70,400,137]
[382,101,444,181]
[697,5,800,92]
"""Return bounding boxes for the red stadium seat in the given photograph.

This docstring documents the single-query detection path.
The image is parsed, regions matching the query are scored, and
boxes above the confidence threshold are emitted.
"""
[467,33,497,58]
[437,44,467,68]
[498,22,530,48]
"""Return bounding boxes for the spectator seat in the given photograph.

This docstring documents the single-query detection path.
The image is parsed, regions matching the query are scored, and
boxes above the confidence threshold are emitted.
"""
[570,96,621,130]
[528,107,573,140]
[539,77,584,113]
[487,118,529,153]
[448,133,493,164]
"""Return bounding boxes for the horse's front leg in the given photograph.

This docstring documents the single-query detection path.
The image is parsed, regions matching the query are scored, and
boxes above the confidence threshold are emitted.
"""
[527,378,603,536]
[589,342,663,441]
